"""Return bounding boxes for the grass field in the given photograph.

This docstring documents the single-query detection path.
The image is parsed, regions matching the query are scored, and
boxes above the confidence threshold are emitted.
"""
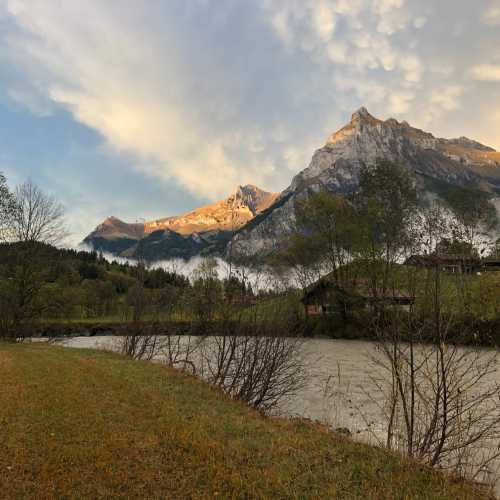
[0,342,493,499]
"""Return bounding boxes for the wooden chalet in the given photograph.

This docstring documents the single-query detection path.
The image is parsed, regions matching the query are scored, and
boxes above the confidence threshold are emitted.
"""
[405,254,500,274]
[482,259,500,271]
[302,277,414,317]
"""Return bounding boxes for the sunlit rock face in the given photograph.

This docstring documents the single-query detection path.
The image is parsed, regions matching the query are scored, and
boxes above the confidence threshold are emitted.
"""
[230,107,500,257]
[84,107,500,260]
[83,185,279,259]
[289,106,499,193]
[143,184,278,236]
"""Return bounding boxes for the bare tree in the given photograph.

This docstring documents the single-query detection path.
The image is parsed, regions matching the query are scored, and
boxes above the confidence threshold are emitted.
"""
[119,322,163,361]
[370,312,500,485]
[199,330,305,414]
[195,271,307,414]
[365,201,500,488]
[13,179,68,245]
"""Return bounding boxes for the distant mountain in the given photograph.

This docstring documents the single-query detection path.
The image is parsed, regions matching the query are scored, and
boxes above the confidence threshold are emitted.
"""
[83,217,145,255]
[84,107,500,261]
[83,185,279,259]
[230,107,500,256]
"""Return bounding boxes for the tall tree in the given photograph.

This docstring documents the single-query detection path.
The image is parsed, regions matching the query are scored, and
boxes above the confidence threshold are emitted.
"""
[442,185,497,252]
[354,160,419,295]
[289,191,362,289]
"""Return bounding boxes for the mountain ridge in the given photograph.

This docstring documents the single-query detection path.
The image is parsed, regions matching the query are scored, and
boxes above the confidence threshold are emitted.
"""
[230,107,500,257]
[83,107,500,260]
[83,185,279,258]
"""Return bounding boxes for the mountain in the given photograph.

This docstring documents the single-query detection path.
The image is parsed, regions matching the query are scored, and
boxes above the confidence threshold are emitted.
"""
[84,107,500,261]
[230,107,500,256]
[83,217,145,255]
[143,184,278,235]
[83,185,279,259]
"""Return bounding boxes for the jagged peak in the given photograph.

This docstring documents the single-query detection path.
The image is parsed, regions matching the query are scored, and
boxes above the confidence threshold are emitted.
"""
[99,216,131,228]
[350,106,383,125]
[351,106,371,120]
[232,184,278,203]
[235,184,257,194]
[231,184,279,215]
[385,118,399,126]
[327,107,381,144]
[103,216,121,224]
[86,184,280,248]
[327,107,439,147]
[235,184,273,195]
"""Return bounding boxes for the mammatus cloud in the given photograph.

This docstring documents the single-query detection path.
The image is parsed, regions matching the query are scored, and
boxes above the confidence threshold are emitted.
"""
[261,0,500,149]
[262,0,426,113]
[482,2,500,25]
[1,0,500,210]
[470,64,500,82]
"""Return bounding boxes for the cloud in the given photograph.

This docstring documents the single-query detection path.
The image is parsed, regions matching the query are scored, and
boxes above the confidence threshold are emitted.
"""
[413,16,427,29]
[312,0,338,42]
[430,85,464,111]
[1,0,500,219]
[482,3,500,25]
[1,0,314,200]
[6,4,221,197]
[262,0,428,117]
[469,64,500,81]
[389,90,415,114]
[263,0,500,150]
[6,87,54,116]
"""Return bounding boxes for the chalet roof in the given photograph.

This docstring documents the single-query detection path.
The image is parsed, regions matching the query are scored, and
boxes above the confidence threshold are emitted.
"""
[405,254,500,270]
[406,254,480,264]
[302,275,414,305]
[482,259,500,266]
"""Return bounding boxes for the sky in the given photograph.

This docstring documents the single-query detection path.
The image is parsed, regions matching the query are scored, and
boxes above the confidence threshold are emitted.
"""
[0,0,499,245]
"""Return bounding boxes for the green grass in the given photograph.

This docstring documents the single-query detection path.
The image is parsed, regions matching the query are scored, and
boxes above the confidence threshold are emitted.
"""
[0,343,492,499]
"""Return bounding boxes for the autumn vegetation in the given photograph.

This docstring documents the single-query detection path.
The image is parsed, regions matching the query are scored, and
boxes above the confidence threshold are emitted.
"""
[0,342,492,499]
[2,163,500,496]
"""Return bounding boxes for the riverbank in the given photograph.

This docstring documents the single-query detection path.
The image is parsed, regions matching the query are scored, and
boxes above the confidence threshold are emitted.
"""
[0,342,492,499]
[34,315,500,348]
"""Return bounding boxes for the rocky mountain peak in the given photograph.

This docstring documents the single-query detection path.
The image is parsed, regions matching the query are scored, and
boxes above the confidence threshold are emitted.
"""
[327,106,385,146]
[102,216,120,225]
[231,184,277,215]
[234,184,260,200]
[322,107,499,172]
[84,106,500,261]
[87,215,144,244]
[350,106,377,123]
[84,184,279,257]
[232,108,500,258]
[286,106,500,200]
